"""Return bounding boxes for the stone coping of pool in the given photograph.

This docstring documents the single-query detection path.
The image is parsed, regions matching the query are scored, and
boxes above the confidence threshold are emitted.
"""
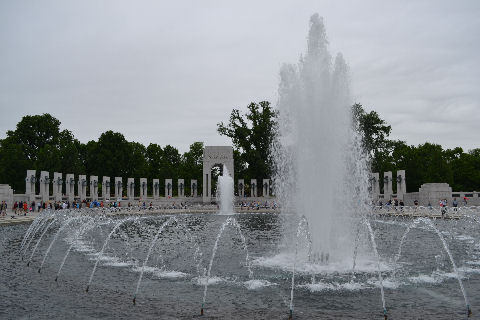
[1,206,478,226]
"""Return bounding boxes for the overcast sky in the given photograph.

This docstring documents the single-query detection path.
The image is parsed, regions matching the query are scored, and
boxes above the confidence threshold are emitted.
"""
[1,0,479,153]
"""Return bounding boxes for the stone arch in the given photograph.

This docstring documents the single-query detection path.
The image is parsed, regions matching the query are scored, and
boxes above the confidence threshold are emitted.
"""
[202,146,234,203]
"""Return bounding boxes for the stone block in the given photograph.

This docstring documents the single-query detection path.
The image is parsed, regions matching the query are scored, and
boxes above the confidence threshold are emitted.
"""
[238,179,245,197]
[25,170,36,202]
[250,179,257,197]
[53,172,63,201]
[102,176,110,200]
[191,179,198,197]
[165,179,173,198]
[90,176,98,201]
[115,177,123,200]
[78,175,87,201]
[127,178,135,200]
[178,179,185,197]
[262,179,270,197]
[66,174,75,202]
[140,178,147,199]
[40,171,50,202]
[152,179,160,199]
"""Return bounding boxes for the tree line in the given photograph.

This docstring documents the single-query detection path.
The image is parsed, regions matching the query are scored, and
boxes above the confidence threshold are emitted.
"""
[0,114,203,196]
[1,102,479,196]
[352,103,480,192]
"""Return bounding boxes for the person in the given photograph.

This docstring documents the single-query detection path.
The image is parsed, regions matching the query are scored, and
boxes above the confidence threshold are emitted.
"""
[452,198,458,212]
[463,197,468,206]
[23,201,28,215]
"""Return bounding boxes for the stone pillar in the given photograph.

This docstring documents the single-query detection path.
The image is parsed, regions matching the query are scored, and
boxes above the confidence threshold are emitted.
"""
[140,178,147,199]
[66,174,75,202]
[153,179,160,199]
[90,176,98,201]
[39,171,50,202]
[115,177,123,200]
[25,170,36,202]
[102,177,110,200]
[238,179,244,198]
[369,172,380,198]
[250,179,257,197]
[53,172,63,202]
[383,171,392,200]
[203,171,212,202]
[373,172,380,196]
[396,170,406,200]
[191,179,198,197]
[127,178,135,201]
[178,179,185,197]
[262,179,270,198]
[165,179,173,198]
[78,175,87,201]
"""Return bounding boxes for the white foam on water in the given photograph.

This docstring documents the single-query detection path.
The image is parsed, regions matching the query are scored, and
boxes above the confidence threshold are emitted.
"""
[132,266,188,279]
[454,235,475,242]
[408,270,467,285]
[409,274,439,284]
[300,281,364,292]
[243,279,276,290]
[253,253,391,274]
[194,276,225,286]
[460,266,480,274]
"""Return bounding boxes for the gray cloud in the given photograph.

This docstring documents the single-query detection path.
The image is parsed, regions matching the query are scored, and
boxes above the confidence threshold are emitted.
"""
[0,0,479,152]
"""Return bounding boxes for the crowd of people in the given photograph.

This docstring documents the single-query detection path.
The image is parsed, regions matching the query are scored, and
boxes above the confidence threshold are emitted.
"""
[237,200,277,210]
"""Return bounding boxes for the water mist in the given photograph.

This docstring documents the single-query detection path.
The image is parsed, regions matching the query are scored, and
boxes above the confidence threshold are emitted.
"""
[273,13,370,263]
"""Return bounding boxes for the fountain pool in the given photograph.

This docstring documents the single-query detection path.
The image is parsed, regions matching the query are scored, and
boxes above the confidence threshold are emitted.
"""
[1,209,480,319]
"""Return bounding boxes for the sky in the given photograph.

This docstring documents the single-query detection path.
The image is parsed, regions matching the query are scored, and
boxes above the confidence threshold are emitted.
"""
[0,0,479,153]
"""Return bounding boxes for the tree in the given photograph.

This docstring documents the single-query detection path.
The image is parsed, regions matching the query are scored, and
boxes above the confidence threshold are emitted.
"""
[217,101,278,189]
[0,113,84,192]
[6,114,62,162]
[352,103,393,173]
[179,142,204,195]
[89,131,132,179]
[146,143,163,179]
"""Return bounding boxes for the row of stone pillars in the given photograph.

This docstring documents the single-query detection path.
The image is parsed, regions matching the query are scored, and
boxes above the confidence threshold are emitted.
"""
[236,179,272,198]
[25,170,198,202]
[369,170,406,199]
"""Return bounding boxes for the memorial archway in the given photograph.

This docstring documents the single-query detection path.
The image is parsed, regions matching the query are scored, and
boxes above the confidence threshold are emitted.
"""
[202,146,234,203]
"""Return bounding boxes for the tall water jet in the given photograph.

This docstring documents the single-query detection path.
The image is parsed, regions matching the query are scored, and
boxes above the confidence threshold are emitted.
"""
[272,14,370,262]
[217,165,234,215]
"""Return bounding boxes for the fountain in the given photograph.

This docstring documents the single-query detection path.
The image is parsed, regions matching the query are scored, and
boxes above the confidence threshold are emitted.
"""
[217,165,234,215]
[0,13,479,320]
[273,13,369,264]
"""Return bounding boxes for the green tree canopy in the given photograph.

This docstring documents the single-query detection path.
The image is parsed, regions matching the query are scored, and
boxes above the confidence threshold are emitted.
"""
[217,101,278,186]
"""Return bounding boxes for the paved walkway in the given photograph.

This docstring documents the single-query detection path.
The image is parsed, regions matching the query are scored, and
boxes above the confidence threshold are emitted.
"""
[0,211,40,226]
